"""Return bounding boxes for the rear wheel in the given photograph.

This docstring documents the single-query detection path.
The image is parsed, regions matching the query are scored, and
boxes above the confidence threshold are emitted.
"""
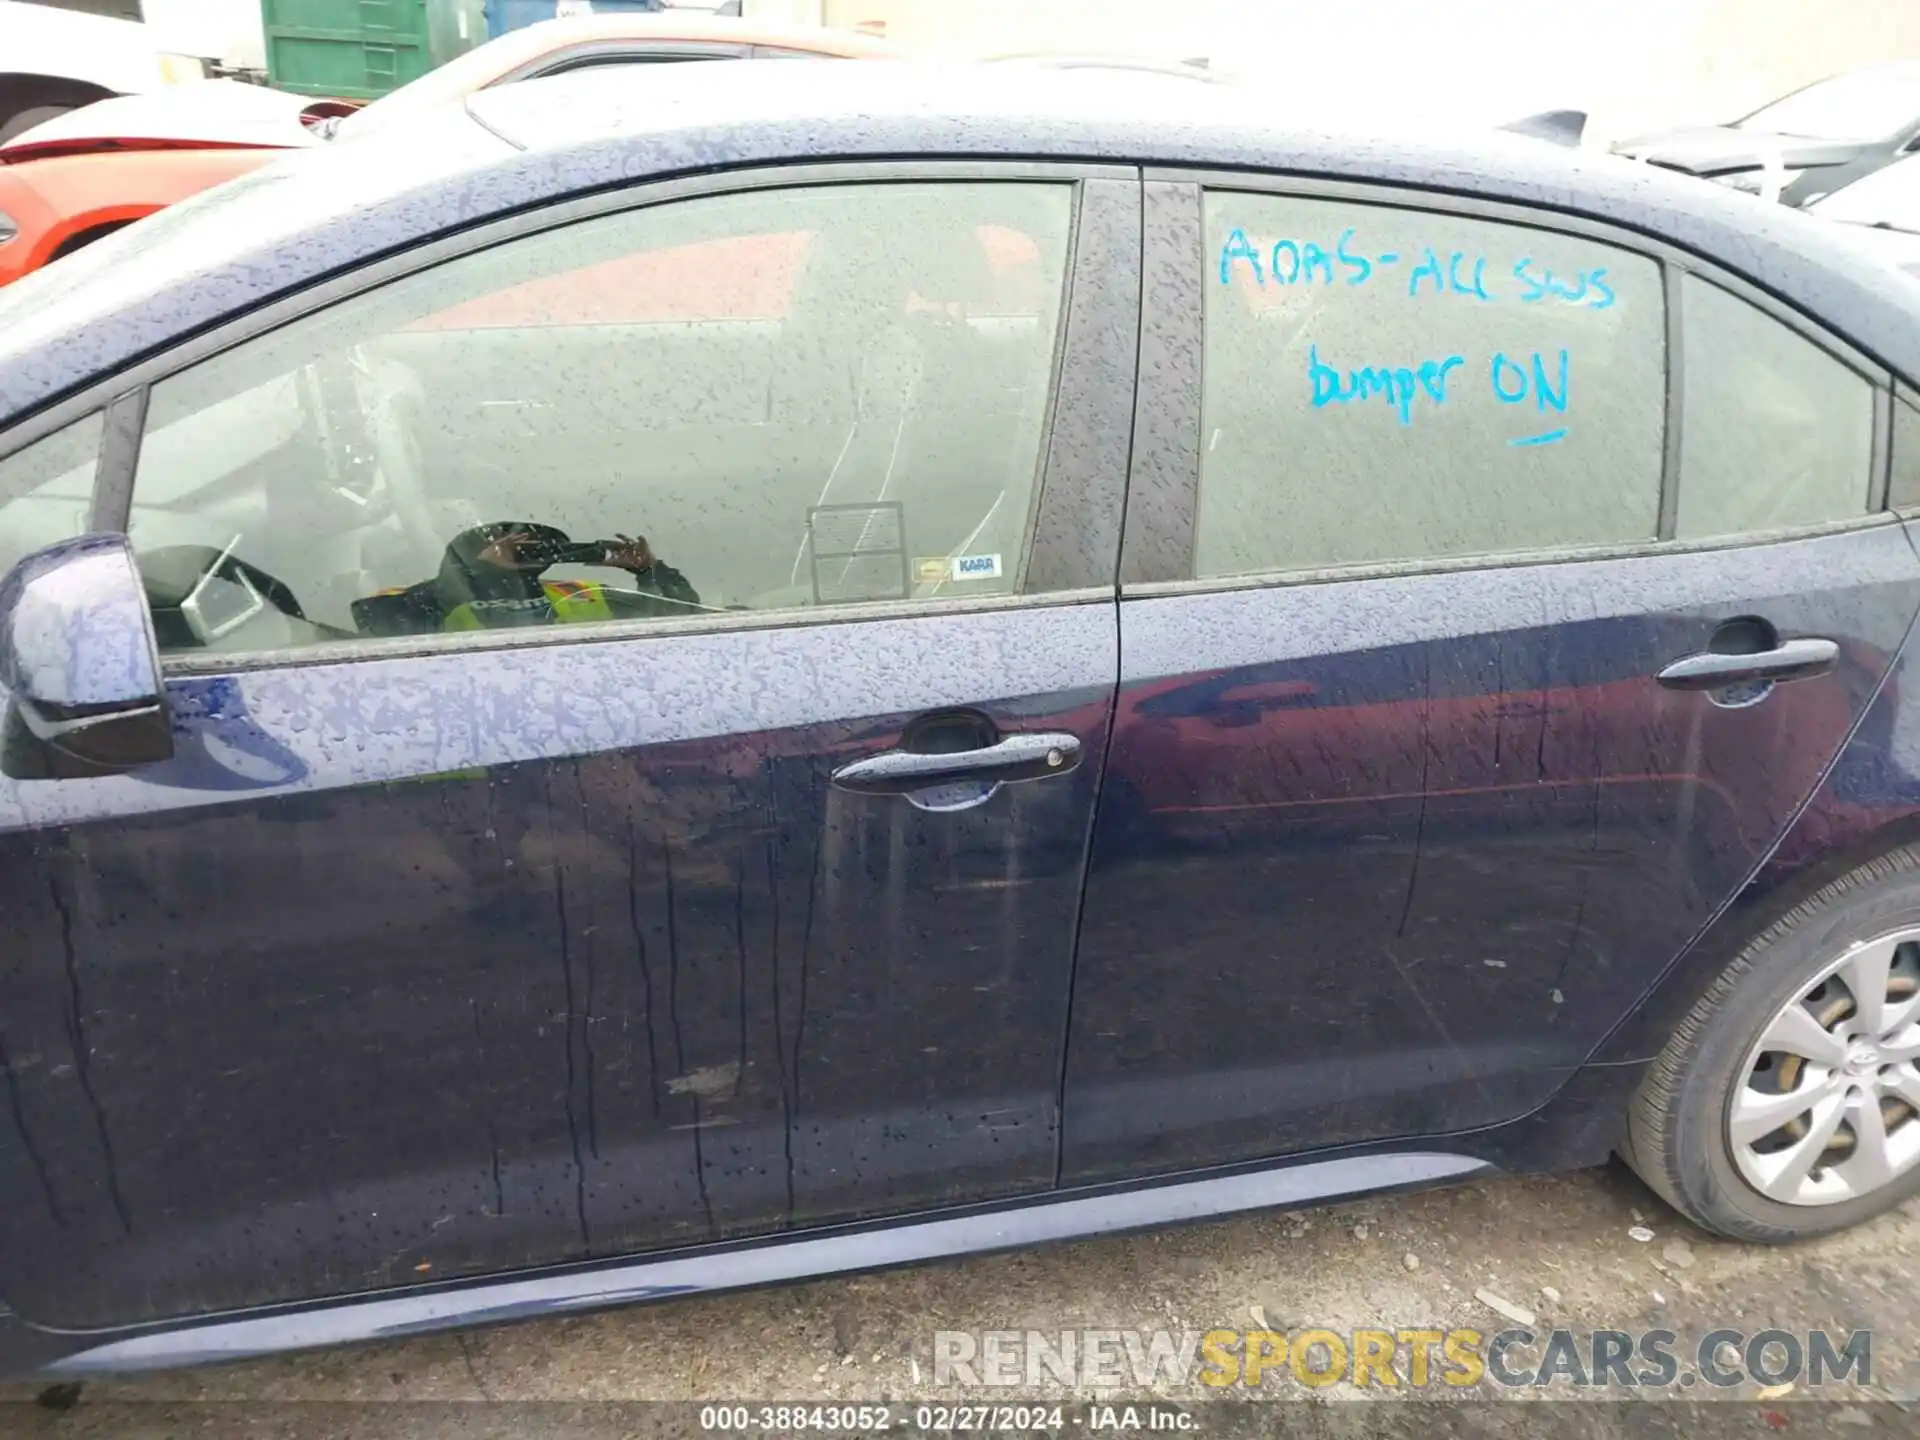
[1624,847,1920,1240]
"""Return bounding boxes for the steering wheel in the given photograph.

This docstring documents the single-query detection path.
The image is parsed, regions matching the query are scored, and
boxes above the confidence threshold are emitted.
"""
[338,352,447,565]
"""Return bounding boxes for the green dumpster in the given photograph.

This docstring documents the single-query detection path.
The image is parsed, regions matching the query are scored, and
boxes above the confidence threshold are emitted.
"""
[262,0,489,100]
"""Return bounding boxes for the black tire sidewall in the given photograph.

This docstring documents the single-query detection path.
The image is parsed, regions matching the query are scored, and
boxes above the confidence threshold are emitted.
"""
[1669,873,1920,1238]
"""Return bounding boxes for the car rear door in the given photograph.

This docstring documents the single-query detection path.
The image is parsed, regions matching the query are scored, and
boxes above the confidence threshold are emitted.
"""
[1060,176,1920,1184]
[0,164,1140,1329]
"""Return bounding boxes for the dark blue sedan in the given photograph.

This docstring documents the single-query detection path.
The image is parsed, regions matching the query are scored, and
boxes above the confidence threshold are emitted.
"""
[0,62,1919,1375]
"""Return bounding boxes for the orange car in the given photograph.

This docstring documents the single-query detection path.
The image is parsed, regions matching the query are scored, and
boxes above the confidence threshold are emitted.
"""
[0,13,890,286]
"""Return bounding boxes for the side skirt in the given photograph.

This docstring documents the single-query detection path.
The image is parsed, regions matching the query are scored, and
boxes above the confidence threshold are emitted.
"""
[33,1150,1490,1375]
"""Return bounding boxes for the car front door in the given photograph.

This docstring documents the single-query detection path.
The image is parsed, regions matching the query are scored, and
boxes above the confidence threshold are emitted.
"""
[0,165,1140,1329]
[1060,177,1920,1184]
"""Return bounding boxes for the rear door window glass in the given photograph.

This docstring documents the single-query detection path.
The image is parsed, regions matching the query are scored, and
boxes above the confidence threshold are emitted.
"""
[1197,191,1666,579]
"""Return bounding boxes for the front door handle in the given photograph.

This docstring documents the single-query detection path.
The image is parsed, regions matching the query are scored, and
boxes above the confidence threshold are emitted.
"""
[1656,637,1840,692]
[830,731,1082,797]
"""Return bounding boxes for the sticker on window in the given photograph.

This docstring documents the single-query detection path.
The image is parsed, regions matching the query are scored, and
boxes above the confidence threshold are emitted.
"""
[808,502,910,604]
[949,553,1003,581]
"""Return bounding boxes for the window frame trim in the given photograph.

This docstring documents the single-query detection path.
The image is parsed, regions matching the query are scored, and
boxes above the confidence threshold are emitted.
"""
[507,41,753,80]
[161,585,1120,677]
[1127,164,1896,595]
[1873,379,1894,513]
[89,386,146,534]
[1657,258,1685,541]
[1119,179,1203,588]
[1026,173,1142,595]
[1117,512,1911,605]
[0,159,1137,672]
[1896,381,1920,517]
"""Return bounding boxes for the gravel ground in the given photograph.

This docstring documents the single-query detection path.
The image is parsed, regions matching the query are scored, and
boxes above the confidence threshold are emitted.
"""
[4,1161,1917,1437]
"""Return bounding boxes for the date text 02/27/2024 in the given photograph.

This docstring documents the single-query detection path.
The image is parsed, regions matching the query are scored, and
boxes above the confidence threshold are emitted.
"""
[696,1404,1191,1433]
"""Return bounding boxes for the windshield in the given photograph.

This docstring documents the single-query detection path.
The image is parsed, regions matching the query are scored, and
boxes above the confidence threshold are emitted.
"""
[1737,67,1920,141]
[1811,154,1920,233]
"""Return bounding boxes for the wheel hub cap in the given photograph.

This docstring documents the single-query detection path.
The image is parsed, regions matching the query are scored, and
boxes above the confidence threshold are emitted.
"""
[1728,928,1920,1207]
[1845,1040,1882,1075]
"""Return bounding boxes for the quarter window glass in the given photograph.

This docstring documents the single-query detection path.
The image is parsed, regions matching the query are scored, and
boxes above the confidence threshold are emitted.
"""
[1675,276,1875,539]
[0,412,102,579]
[1893,394,1920,508]
[128,182,1073,658]
[1197,192,1665,580]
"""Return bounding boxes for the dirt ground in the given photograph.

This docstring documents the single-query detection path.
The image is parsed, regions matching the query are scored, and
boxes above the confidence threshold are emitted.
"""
[4,1162,1917,1437]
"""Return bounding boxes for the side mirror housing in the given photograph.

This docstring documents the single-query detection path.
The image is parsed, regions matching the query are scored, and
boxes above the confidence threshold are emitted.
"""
[0,534,172,779]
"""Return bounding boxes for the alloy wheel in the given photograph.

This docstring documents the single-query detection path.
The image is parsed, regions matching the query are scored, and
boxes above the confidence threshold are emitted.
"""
[1728,927,1920,1205]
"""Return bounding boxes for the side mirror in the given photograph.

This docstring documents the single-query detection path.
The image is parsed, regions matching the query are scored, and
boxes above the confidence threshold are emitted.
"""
[0,534,172,779]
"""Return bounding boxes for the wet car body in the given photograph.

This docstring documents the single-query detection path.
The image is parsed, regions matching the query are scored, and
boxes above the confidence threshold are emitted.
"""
[0,65,1917,1374]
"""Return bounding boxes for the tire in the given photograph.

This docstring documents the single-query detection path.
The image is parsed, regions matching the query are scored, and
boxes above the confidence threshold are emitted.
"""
[0,104,72,144]
[49,220,129,262]
[1623,845,1920,1241]
[0,74,115,146]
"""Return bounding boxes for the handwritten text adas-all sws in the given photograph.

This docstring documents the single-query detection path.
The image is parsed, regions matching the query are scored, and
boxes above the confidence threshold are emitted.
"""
[1216,225,1615,307]
[1219,225,1610,445]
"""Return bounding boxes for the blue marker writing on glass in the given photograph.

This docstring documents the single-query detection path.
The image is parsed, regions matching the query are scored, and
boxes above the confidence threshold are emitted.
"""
[1272,239,1303,284]
[1336,228,1373,286]
[1490,349,1570,412]
[1220,228,1263,285]
[1309,346,1465,425]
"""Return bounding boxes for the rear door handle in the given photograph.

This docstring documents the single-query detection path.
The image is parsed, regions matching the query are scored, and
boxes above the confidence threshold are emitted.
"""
[830,731,1082,796]
[1656,637,1840,691]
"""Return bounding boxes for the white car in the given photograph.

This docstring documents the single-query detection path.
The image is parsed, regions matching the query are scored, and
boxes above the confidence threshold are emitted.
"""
[0,0,213,142]
[1809,152,1920,277]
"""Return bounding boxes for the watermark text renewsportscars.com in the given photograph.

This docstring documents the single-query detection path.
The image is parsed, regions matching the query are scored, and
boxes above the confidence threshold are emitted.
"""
[932,1327,1872,1391]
